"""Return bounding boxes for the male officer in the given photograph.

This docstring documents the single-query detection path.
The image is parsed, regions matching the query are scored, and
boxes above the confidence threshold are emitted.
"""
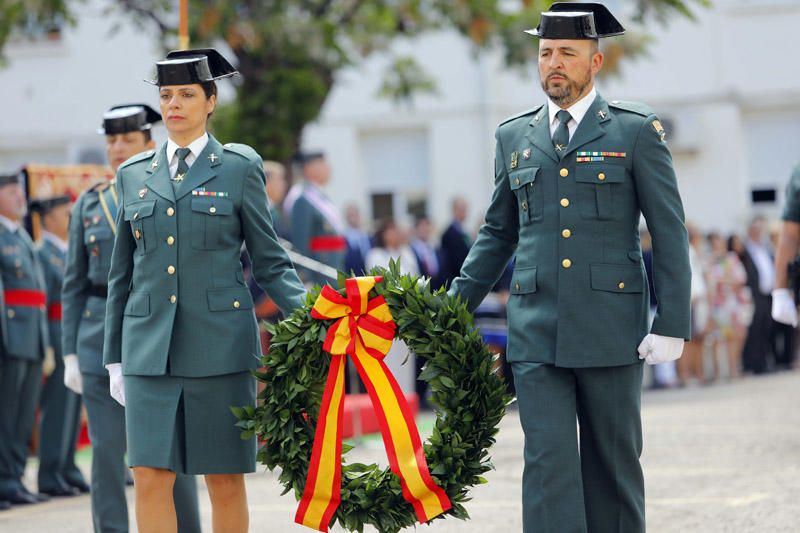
[33,194,90,497]
[288,151,346,285]
[0,171,51,507]
[61,105,200,532]
[771,164,800,330]
[449,4,691,532]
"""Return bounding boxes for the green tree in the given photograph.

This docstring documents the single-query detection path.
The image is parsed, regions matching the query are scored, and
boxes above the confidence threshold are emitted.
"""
[2,0,710,164]
[0,0,74,65]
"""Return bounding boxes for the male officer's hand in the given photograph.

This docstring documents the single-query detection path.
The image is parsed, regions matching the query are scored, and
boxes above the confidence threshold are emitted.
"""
[771,288,798,327]
[106,363,126,406]
[64,354,83,394]
[43,347,56,377]
[637,334,684,365]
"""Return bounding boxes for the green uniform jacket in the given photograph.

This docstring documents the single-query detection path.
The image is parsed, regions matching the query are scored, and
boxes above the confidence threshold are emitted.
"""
[290,184,345,284]
[103,135,306,377]
[0,224,48,361]
[38,238,66,360]
[451,94,691,367]
[782,164,800,222]
[62,183,117,376]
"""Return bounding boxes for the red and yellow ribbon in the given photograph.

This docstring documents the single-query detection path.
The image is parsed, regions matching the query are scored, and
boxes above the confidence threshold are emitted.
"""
[295,276,451,531]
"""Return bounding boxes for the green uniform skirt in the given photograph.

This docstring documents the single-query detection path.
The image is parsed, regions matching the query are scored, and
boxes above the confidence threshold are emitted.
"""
[125,371,256,475]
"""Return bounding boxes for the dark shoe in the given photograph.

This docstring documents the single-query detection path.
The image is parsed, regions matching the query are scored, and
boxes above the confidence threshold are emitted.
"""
[19,486,50,503]
[39,485,79,497]
[65,478,90,494]
[0,500,11,511]
[1,490,38,505]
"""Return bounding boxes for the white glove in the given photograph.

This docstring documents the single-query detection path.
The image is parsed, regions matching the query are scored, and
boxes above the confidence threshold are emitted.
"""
[106,363,126,406]
[64,354,83,394]
[771,288,798,327]
[637,333,685,365]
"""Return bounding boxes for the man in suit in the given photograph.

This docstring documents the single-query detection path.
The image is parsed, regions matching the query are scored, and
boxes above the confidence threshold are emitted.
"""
[0,172,51,507]
[289,151,346,285]
[62,104,200,532]
[32,195,90,497]
[439,197,471,288]
[449,4,691,532]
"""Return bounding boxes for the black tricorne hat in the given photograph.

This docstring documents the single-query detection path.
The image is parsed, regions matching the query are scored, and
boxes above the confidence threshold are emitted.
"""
[29,195,72,215]
[147,48,239,86]
[98,104,162,135]
[0,171,21,187]
[525,2,625,39]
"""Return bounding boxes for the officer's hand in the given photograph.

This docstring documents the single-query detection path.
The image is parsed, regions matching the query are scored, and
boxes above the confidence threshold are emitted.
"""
[64,354,83,394]
[637,334,685,365]
[771,288,798,327]
[106,363,126,406]
[43,347,56,378]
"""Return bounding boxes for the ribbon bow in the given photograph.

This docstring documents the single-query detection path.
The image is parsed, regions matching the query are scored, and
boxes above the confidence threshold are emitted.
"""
[295,276,451,531]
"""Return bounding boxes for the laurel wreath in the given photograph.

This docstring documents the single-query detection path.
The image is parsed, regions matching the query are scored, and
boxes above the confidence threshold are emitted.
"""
[234,261,510,532]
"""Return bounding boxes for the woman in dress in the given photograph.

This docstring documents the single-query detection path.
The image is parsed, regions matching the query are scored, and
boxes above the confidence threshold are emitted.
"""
[102,48,305,533]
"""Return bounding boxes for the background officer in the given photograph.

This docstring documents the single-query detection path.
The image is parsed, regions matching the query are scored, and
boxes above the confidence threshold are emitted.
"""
[449,4,691,532]
[288,151,346,285]
[32,194,90,497]
[771,164,800,329]
[0,171,51,507]
[61,104,200,532]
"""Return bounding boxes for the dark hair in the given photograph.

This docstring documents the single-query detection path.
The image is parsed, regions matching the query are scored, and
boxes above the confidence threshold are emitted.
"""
[201,81,218,117]
[142,129,152,143]
[374,218,397,249]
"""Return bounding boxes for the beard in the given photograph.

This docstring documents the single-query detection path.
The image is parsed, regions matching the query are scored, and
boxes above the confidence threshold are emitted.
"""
[541,68,592,107]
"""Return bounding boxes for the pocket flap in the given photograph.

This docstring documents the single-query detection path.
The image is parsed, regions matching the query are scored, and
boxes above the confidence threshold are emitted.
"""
[84,227,113,244]
[191,197,233,216]
[509,167,539,190]
[207,287,253,311]
[124,291,150,316]
[590,264,644,293]
[510,265,537,295]
[123,200,156,221]
[575,165,625,184]
[627,250,643,262]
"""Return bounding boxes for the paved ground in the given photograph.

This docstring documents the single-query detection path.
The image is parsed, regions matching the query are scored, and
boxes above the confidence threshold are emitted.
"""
[1,370,798,532]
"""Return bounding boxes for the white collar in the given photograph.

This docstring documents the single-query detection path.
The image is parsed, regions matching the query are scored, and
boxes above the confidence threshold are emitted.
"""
[42,231,68,253]
[0,214,20,233]
[548,86,597,128]
[166,132,209,164]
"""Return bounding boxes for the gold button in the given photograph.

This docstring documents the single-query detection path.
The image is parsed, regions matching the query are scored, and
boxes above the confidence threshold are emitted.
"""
[562,229,571,238]
[598,173,606,181]
[515,282,520,291]
[84,310,91,318]
[209,206,217,214]
[562,259,572,269]
[233,300,241,309]
[167,207,175,217]
[167,236,175,245]
[7,309,15,319]
[169,295,177,304]
[560,168,569,177]
[514,178,520,185]
[618,282,625,289]
[560,198,570,207]
[167,265,176,275]
[521,202,528,211]
[133,212,139,221]
[89,234,96,243]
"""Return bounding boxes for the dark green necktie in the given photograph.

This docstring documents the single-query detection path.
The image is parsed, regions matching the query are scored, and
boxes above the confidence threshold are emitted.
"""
[552,109,572,157]
[173,147,191,181]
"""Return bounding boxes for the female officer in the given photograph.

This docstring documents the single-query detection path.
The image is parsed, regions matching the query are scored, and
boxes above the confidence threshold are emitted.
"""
[102,49,306,533]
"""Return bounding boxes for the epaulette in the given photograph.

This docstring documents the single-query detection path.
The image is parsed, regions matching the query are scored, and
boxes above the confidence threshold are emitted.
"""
[223,143,260,162]
[498,105,545,128]
[118,149,156,170]
[88,180,111,193]
[608,100,654,117]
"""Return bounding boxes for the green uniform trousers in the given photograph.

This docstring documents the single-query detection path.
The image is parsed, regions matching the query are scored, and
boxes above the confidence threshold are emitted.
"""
[0,357,42,493]
[38,353,84,491]
[511,362,645,533]
[82,374,201,533]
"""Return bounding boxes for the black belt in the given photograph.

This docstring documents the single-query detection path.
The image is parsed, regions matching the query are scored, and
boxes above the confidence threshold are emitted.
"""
[88,285,107,298]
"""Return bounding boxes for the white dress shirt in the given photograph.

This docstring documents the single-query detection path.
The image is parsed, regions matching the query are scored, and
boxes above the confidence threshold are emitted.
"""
[548,86,598,142]
[42,231,68,254]
[0,214,19,233]
[166,132,209,179]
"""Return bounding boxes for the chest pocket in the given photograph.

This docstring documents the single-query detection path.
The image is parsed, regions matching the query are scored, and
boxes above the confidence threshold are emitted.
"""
[84,226,113,275]
[191,197,233,250]
[575,165,626,221]
[0,243,32,285]
[124,200,157,254]
[509,166,543,225]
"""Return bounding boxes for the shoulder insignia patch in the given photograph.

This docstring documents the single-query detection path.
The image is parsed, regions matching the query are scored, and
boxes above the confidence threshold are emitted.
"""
[652,119,666,142]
